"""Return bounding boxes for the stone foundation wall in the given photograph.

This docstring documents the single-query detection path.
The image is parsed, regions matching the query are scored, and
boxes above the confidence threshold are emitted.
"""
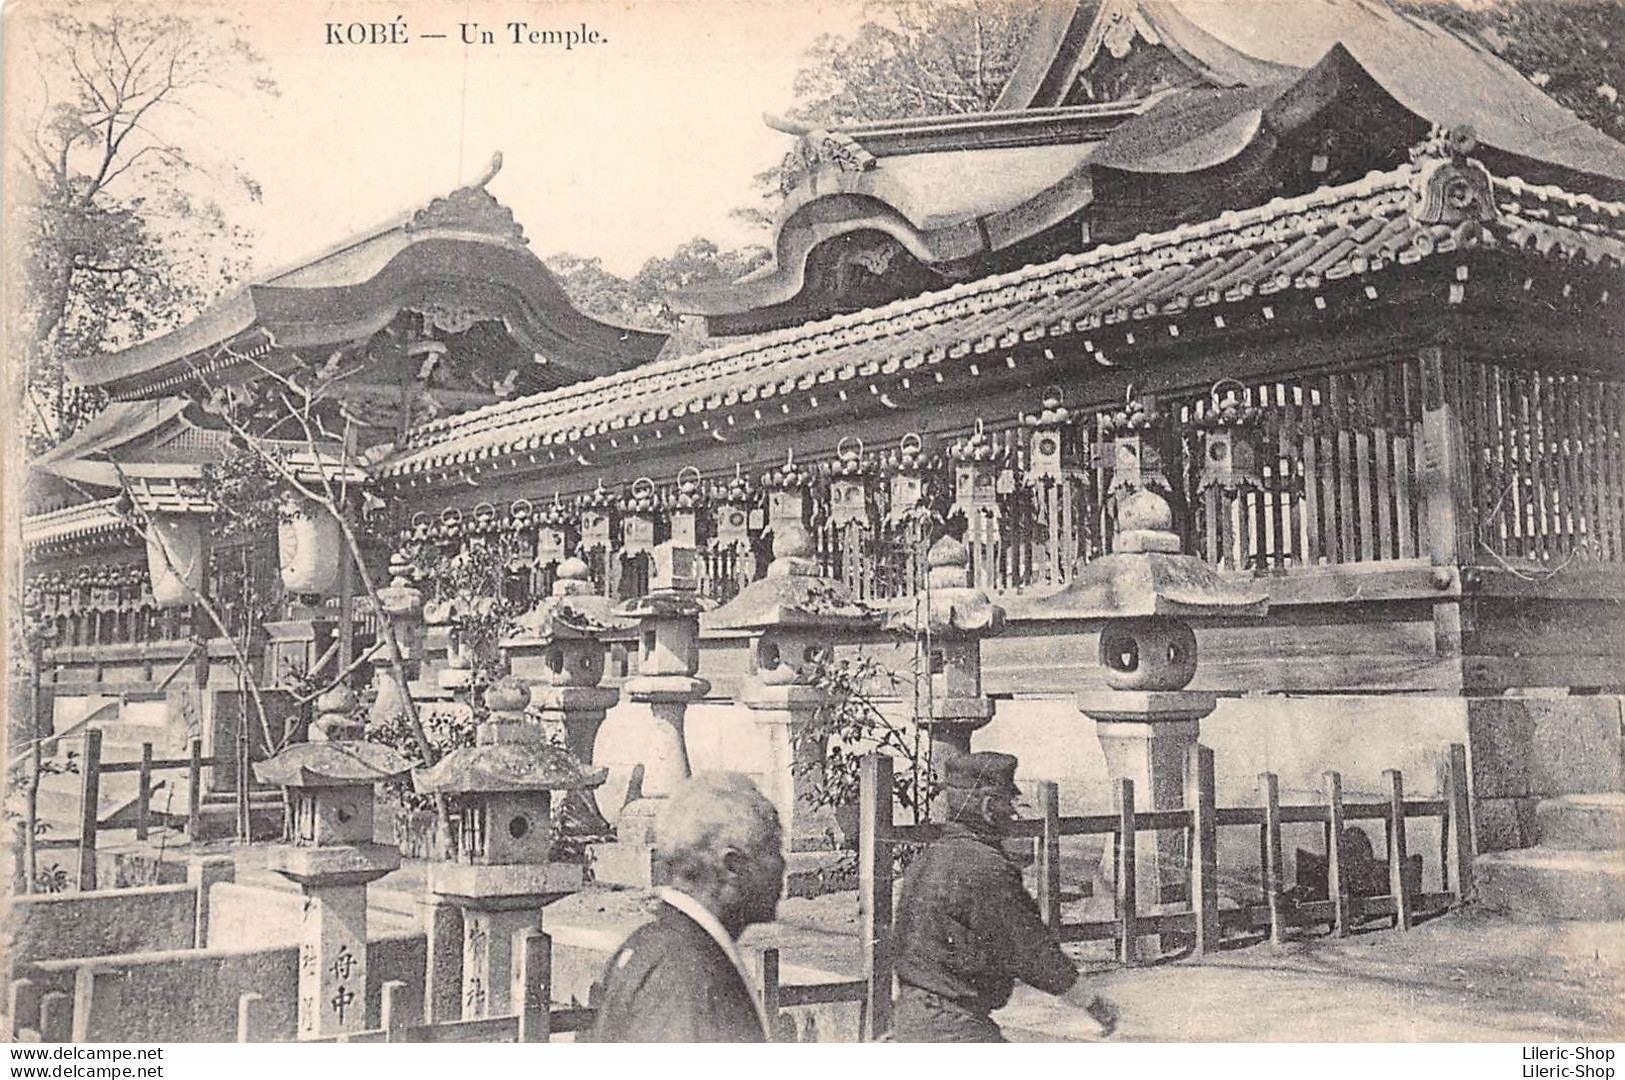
[1467,695,1625,851]
[7,883,197,972]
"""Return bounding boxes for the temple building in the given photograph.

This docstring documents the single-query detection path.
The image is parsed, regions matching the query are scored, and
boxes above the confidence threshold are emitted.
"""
[21,0,1625,860]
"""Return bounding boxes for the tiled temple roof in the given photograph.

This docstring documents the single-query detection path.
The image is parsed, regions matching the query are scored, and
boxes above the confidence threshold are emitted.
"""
[22,498,128,549]
[338,163,1625,480]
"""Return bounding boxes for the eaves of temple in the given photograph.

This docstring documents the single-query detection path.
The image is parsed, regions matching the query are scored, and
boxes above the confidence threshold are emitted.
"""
[674,0,1625,336]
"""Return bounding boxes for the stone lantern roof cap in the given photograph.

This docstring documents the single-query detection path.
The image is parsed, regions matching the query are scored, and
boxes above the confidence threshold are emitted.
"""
[503,593,632,645]
[707,573,877,633]
[1032,551,1268,620]
[616,590,708,620]
[885,588,1005,638]
[254,741,415,788]
[413,743,609,794]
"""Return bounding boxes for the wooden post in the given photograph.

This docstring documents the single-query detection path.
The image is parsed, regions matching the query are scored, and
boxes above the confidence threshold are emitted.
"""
[39,991,73,1042]
[25,732,41,894]
[237,725,252,842]
[760,947,781,1043]
[9,978,41,1038]
[136,742,153,841]
[380,981,410,1043]
[237,992,267,1043]
[186,737,203,843]
[1037,781,1062,930]
[1417,342,1472,658]
[1115,778,1137,965]
[1185,745,1219,955]
[515,928,552,1043]
[77,728,102,892]
[858,753,894,1040]
[1446,743,1475,902]
[1260,772,1284,945]
[12,820,29,896]
[1386,769,1414,930]
[1324,771,1352,937]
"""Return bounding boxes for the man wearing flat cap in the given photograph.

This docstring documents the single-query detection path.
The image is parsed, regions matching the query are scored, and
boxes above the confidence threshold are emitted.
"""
[893,751,1119,1042]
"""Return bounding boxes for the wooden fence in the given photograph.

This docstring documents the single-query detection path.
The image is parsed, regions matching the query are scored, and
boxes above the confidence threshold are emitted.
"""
[18,729,239,894]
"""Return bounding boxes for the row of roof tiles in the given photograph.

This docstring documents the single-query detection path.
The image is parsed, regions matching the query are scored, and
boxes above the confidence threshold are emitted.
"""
[380,164,1622,479]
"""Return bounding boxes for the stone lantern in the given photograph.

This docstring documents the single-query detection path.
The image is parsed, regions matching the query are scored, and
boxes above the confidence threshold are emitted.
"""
[1034,485,1266,938]
[369,555,426,727]
[501,557,633,840]
[886,535,1005,777]
[414,677,606,1019]
[709,522,875,853]
[255,686,413,1040]
[592,548,710,887]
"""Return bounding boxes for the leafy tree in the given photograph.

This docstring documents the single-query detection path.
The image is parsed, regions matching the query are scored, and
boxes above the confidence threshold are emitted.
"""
[12,7,277,451]
[788,0,1039,125]
[1392,1,1624,144]
[546,238,769,330]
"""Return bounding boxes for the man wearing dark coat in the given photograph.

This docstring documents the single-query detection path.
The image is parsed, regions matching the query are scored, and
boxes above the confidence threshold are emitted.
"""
[588,772,785,1042]
[893,751,1120,1042]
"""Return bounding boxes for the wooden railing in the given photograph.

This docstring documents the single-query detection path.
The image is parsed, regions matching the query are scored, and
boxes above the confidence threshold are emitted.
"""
[14,729,238,894]
[855,742,1473,1039]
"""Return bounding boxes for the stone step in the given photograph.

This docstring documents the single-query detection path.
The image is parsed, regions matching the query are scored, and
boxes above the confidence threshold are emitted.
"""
[1535,793,1625,851]
[1475,846,1625,921]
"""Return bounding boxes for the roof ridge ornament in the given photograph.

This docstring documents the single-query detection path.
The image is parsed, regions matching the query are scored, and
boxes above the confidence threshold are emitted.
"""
[1408,125,1499,227]
[406,151,529,244]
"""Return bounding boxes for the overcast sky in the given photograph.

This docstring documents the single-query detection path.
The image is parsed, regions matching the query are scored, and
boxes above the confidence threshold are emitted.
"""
[11,0,871,277]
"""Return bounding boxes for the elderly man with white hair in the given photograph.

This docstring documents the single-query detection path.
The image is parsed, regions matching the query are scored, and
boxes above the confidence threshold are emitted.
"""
[588,772,787,1042]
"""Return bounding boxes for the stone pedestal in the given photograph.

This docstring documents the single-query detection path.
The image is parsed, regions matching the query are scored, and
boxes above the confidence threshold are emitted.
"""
[740,682,839,853]
[428,862,584,1018]
[594,674,708,886]
[534,685,620,837]
[1078,690,1215,917]
[269,844,400,1040]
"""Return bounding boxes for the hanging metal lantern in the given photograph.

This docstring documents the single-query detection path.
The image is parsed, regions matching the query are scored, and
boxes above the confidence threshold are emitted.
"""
[761,449,816,533]
[579,482,617,553]
[887,433,935,527]
[1196,379,1265,495]
[669,467,707,550]
[145,513,208,609]
[621,477,659,556]
[1100,391,1171,496]
[1023,385,1087,486]
[828,437,872,529]
[949,420,1003,544]
[713,465,756,551]
[536,494,575,565]
[279,493,344,595]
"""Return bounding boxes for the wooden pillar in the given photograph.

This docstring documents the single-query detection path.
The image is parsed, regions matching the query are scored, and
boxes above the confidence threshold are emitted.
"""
[1115,778,1137,965]
[859,753,894,1040]
[1259,772,1284,946]
[1036,781,1062,930]
[1185,745,1219,955]
[1324,771,1352,937]
[77,729,101,892]
[186,737,204,843]
[1446,743,1475,900]
[1386,769,1414,930]
[1417,342,1473,659]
